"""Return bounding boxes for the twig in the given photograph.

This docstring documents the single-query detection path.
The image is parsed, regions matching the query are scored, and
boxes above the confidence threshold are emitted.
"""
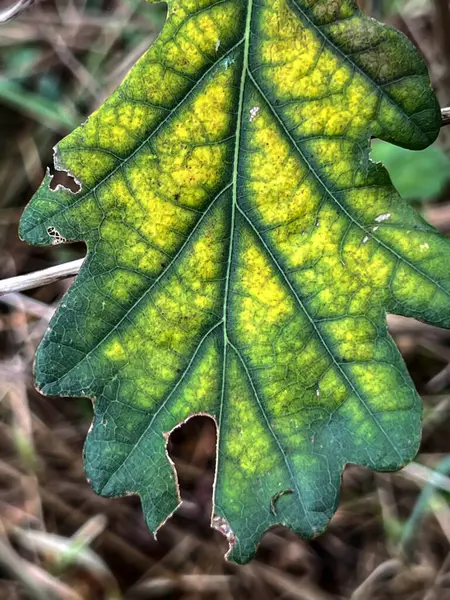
[442,106,450,126]
[0,0,35,23]
[387,314,450,337]
[0,258,83,296]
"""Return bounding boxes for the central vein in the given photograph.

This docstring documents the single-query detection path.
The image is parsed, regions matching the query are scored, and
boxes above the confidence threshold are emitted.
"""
[216,0,253,478]
[223,0,253,342]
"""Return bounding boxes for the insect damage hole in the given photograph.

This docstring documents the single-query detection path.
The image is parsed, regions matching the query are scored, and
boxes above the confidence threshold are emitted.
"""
[249,106,260,122]
[212,514,236,549]
[49,162,81,193]
[47,226,66,245]
[270,489,294,516]
[166,415,224,533]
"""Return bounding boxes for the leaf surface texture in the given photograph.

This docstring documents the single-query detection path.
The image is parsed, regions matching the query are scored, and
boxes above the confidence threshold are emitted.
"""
[20,0,447,562]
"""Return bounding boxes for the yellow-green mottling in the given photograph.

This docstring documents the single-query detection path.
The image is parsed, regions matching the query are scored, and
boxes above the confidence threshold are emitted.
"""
[19,0,448,563]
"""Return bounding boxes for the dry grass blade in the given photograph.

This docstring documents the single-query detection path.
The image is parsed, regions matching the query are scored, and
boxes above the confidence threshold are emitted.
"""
[401,462,450,494]
[350,559,403,600]
[0,292,54,320]
[0,534,83,600]
[13,526,121,599]
[127,574,233,598]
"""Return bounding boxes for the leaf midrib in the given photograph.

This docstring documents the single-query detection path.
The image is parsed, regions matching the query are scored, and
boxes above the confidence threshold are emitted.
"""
[218,0,316,527]
[218,0,418,473]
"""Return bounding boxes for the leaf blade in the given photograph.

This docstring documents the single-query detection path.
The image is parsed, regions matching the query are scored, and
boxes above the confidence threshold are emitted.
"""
[20,0,448,563]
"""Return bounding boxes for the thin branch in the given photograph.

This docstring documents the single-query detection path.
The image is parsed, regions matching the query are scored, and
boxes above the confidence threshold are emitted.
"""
[0,0,35,23]
[0,259,83,297]
[442,106,450,126]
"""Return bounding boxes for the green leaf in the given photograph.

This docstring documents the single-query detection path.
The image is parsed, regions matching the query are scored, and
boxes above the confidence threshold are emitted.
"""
[371,141,450,202]
[19,0,448,563]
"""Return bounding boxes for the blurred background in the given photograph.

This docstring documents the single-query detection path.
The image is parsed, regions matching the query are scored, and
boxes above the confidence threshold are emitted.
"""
[1,0,450,598]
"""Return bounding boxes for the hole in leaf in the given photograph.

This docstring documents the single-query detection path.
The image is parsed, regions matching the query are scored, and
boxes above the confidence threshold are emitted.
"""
[167,415,216,510]
[270,489,294,516]
[164,415,230,551]
[153,416,228,561]
[49,164,81,193]
[47,226,66,245]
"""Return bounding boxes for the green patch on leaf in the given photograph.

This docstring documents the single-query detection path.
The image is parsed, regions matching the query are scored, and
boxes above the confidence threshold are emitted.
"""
[19,0,449,563]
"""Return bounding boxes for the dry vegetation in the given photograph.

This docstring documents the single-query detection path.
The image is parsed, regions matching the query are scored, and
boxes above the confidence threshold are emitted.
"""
[2,0,450,598]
